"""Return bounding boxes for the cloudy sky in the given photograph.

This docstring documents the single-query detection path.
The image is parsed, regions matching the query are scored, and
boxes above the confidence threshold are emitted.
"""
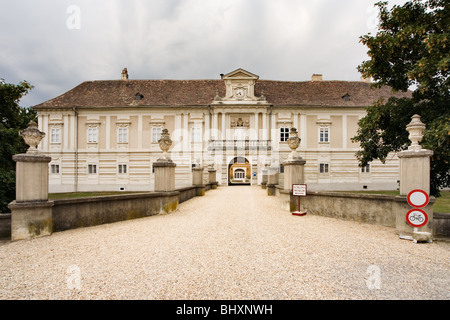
[0,0,409,108]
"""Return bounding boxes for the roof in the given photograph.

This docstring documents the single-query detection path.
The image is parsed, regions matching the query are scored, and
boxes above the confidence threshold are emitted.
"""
[33,78,412,109]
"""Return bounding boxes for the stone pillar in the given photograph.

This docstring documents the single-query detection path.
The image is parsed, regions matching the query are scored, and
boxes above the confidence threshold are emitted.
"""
[283,128,306,192]
[261,158,270,189]
[283,160,306,191]
[261,167,268,189]
[396,115,434,237]
[282,128,306,212]
[192,163,205,196]
[8,121,54,241]
[208,164,218,189]
[266,166,279,196]
[154,129,176,192]
[154,162,176,192]
[398,115,433,195]
[192,166,204,186]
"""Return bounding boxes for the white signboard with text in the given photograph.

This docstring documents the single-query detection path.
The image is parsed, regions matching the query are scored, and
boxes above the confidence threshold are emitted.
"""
[292,184,307,196]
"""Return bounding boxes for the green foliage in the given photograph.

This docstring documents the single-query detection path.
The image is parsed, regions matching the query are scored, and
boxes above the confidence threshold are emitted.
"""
[0,78,36,213]
[422,113,450,196]
[354,0,449,197]
[358,0,449,98]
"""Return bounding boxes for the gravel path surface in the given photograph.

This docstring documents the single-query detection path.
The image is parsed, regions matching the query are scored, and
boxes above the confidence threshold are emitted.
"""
[0,186,449,300]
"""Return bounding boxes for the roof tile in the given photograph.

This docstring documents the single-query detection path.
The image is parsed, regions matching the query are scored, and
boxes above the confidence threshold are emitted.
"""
[34,79,411,109]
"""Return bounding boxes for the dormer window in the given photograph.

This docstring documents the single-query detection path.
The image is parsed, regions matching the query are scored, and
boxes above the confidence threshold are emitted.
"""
[135,93,144,100]
[342,93,350,101]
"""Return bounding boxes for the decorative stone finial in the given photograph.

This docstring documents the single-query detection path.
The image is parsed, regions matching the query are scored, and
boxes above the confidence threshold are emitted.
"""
[19,121,45,154]
[121,68,128,81]
[214,89,222,101]
[259,89,266,101]
[286,128,302,161]
[406,114,426,151]
[157,128,173,161]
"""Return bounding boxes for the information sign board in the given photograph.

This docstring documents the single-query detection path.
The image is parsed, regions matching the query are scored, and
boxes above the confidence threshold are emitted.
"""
[292,184,307,196]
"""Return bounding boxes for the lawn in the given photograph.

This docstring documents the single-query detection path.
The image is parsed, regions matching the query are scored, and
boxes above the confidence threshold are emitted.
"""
[48,191,148,200]
[48,190,450,213]
[433,191,450,213]
[340,190,449,213]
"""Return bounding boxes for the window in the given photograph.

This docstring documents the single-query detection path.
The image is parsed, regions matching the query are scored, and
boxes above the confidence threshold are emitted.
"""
[342,93,350,101]
[280,127,289,142]
[118,164,127,174]
[51,164,60,174]
[88,164,97,174]
[319,127,329,142]
[50,128,61,143]
[152,127,162,143]
[234,169,245,180]
[361,164,370,173]
[87,127,98,143]
[118,127,128,143]
[319,163,329,174]
[191,127,202,143]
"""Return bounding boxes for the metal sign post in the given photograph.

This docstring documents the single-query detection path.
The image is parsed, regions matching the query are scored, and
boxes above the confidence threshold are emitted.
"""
[406,189,429,228]
[402,189,431,243]
[292,184,307,216]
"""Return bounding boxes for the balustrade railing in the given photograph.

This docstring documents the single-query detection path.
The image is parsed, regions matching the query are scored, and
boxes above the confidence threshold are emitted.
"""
[207,140,272,151]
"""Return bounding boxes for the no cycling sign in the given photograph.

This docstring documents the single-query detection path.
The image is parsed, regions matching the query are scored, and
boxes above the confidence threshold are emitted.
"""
[406,189,429,228]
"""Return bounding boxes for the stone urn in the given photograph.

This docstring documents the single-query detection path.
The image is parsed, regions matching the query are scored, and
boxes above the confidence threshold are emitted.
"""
[406,114,426,151]
[286,127,301,161]
[19,120,46,154]
[158,128,173,161]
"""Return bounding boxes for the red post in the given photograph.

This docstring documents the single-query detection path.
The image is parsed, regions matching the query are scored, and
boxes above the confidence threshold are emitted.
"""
[292,184,307,216]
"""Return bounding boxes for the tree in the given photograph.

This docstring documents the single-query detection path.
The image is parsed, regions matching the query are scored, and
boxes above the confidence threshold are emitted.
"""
[0,79,36,213]
[353,0,449,196]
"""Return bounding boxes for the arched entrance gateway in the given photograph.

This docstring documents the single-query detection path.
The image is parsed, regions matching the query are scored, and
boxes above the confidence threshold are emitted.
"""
[228,157,251,186]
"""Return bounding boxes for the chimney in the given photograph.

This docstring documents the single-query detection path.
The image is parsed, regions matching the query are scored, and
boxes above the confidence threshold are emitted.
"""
[311,74,322,82]
[121,68,129,81]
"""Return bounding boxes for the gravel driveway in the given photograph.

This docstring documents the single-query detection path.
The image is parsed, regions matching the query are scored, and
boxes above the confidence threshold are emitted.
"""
[0,186,449,300]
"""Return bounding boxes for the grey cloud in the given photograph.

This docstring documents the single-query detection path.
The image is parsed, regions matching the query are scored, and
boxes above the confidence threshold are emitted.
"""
[0,0,410,108]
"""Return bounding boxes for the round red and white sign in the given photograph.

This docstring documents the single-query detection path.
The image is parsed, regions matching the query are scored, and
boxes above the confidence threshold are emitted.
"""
[407,189,429,208]
[406,209,428,228]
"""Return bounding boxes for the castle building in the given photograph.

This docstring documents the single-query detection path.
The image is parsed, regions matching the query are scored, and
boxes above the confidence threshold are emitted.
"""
[33,68,410,193]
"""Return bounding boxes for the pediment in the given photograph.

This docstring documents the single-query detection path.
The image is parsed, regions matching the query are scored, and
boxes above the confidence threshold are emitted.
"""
[212,68,268,105]
[221,68,259,80]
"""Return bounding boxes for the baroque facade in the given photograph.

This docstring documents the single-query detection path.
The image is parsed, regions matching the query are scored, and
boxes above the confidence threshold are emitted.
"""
[34,68,410,193]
